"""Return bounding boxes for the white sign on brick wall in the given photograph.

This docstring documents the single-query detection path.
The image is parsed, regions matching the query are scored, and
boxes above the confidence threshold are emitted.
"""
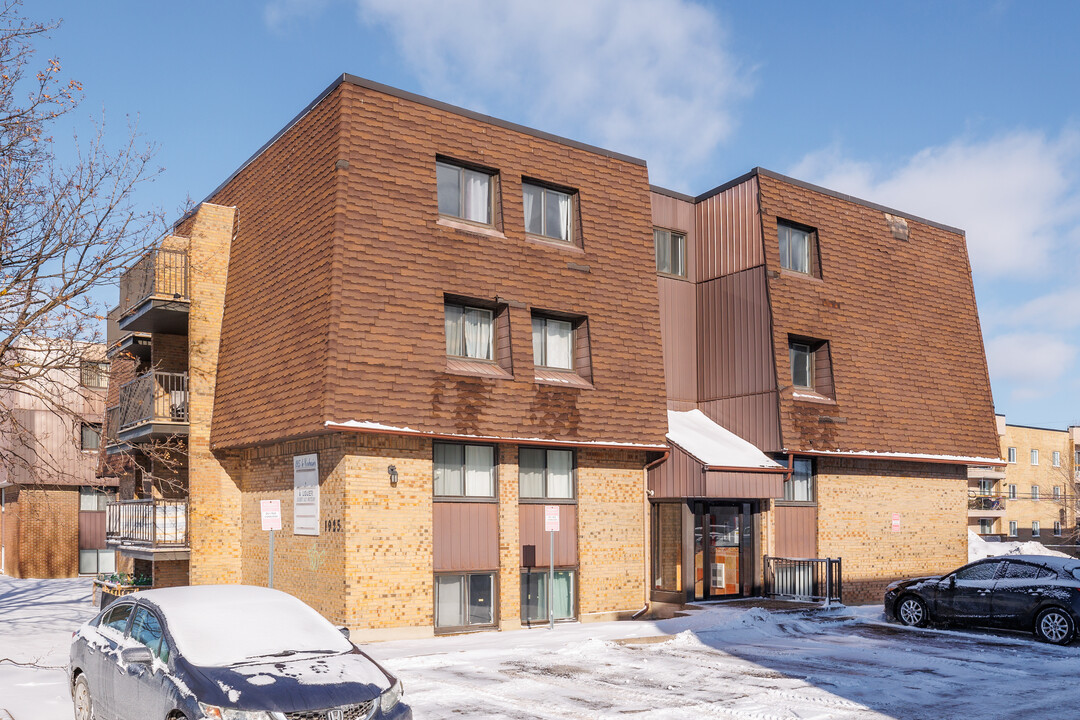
[294,454,319,536]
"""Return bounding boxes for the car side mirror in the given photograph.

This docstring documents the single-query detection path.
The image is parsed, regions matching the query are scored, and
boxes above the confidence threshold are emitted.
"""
[337,626,351,641]
[121,646,154,665]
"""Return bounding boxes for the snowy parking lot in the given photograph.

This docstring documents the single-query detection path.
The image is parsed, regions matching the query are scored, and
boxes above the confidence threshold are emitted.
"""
[3,576,1080,720]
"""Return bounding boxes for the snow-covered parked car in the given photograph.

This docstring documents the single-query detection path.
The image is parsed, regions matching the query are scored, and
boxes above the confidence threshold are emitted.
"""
[68,585,411,720]
[884,555,1080,645]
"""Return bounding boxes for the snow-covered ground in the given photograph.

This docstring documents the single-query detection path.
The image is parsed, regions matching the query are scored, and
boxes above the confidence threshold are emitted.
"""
[4,575,1080,720]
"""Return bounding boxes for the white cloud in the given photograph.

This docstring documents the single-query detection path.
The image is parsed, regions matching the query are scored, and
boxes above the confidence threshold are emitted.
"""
[354,0,750,189]
[985,333,1076,401]
[264,0,331,31]
[789,130,1080,278]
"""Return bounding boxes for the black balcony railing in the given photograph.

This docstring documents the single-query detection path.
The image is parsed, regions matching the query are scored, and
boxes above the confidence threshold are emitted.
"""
[764,556,843,604]
[118,248,189,316]
[116,371,188,431]
[968,496,1006,511]
[106,499,188,548]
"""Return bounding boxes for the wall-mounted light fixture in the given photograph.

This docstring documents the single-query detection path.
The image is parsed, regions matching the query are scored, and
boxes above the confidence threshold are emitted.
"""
[388,465,399,487]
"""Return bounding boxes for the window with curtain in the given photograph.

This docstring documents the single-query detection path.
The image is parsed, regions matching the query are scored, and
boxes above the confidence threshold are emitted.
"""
[654,228,686,276]
[435,572,495,629]
[520,569,575,623]
[445,304,494,361]
[532,316,573,370]
[778,222,815,274]
[436,161,493,224]
[522,182,573,242]
[784,458,814,502]
[433,442,494,498]
[519,447,574,499]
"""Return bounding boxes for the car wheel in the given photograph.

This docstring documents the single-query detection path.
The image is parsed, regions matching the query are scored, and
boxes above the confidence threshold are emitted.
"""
[897,595,929,627]
[73,674,94,720]
[1034,607,1075,645]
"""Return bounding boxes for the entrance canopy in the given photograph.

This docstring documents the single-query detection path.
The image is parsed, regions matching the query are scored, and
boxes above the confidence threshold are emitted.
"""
[666,410,783,471]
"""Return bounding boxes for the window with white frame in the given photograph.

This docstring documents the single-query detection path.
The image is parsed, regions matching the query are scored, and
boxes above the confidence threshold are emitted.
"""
[1053,451,1061,467]
[433,442,495,498]
[789,342,813,389]
[522,182,574,243]
[654,228,686,277]
[531,316,574,370]
[1055,521,1063,536]
[1031,485,1040,501]
[1008,447,1017,464]
[445,304,494,361]
[1054,486,1062,500]
[978,518,994,534]
[784,458,814,502]
[519,447,574,500]
[1032,521,1040,537]
[435,572,495,629]
[1031,449,1039,465]
[1009,521,1018,537]
[778,222,816,274]
[436,160,494,224]
[1008,484,1017,500]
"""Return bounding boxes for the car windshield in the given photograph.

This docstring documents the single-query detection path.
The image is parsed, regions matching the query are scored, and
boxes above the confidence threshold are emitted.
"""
[147,587,352,667]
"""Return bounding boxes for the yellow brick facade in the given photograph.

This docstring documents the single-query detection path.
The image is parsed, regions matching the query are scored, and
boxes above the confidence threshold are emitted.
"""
[991,423,1076,542]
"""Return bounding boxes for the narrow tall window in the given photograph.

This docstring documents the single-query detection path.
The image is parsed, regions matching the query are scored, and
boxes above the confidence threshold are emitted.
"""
[523,183,573,243]
[445,304,494,361]
[433,443,495,498]
[519,448,574,500]
[532,316,574,370]
[1054,486,1062,500]
[1032,521,1040,537]
[1007,447,1017,464]
[1031,449,1039,465]
[1031,485,1040,501]
[436,161,493,224]
[1008,521,1018,537]
[1055,521,1062,536]
[778,222,815,274]
[1008,484,1017,500]
[784,458,814,502]
[789,342,812,389]
[654,228,686,277]
[1053,451,1061,467]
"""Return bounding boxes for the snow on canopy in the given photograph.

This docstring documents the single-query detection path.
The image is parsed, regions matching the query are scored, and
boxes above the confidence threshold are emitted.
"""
[967,530,1072,562]
[135,585,352,667]
[666,410,783,469]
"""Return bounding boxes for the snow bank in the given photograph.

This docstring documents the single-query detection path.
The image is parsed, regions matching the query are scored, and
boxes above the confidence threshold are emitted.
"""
[967,529,1071,562]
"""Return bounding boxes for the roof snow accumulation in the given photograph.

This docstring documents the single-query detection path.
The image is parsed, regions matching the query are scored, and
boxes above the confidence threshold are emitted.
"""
[666,410,783,469]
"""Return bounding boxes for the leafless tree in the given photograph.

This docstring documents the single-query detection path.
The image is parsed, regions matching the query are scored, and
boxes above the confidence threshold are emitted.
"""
[0,1,164,486]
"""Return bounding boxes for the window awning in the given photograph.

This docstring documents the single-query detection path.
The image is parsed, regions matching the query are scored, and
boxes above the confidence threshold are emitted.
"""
[666,410,784,471]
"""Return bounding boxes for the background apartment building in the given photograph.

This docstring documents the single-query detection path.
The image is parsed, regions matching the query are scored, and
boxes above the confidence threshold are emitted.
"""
[647,170,1002,604]
[968,415,1078,553]
[1,342,113,578]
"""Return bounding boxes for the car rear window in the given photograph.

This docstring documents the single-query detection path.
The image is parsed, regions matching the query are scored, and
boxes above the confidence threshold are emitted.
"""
[1039,567,1058,579]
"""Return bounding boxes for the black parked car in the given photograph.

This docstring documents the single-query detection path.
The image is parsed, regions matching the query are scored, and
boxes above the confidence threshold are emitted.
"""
[69,585,411,720]
[884,555,1080,644]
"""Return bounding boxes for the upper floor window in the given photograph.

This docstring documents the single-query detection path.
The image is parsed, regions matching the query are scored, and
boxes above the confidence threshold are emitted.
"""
[80,361,109,388]
[437,160,493,225]
[532,315,573,370]
[433,442,495,498]
[784,458,814,502]
[654,228,686,277]
[1007,447,1017,464]
[81,423,101,451]
[1008,484,1017,500]
[778,221,817,275]
[1054,486,1062,500]
[1031,449,1039,466]
[519,447,574,500]
[1031,485,1040,501]
[788,336,833,399]
[1053,450,1061,467]
[523,182,573,243]
[445,304,493,361]
[790,342,813,388]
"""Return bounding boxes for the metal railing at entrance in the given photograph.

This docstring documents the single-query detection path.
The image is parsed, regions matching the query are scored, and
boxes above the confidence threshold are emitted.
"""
[763,556,842,605]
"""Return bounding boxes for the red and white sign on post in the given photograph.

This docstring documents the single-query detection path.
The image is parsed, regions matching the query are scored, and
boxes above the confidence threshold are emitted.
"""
[544,505,560,532]
[891,512,901,532]
[261,500,282,531]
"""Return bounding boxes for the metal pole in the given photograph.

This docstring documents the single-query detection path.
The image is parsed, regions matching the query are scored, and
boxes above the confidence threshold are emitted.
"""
[269,529,275,589]
[549,529,554,630]
[824,558,832,609]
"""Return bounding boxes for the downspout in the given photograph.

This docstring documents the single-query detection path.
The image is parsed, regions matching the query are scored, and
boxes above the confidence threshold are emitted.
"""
[637,449,671,619]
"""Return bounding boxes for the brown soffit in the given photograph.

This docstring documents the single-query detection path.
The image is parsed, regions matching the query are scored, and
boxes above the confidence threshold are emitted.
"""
[794,449,1007,467]
[652,168,966,236]
[325,422,668,452]
[174,74,647,231]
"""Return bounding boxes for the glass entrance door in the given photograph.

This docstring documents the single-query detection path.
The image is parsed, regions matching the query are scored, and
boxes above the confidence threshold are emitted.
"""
[694,503,743,600]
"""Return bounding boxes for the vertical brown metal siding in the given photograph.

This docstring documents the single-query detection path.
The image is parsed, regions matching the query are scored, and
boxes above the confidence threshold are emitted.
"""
[518,504,577,566]
[773,505,818,557]
[657,278,698,404]
[696,177,762,282]
[78,511,107,550]
[698,395,782,452]
[432,502,499,571]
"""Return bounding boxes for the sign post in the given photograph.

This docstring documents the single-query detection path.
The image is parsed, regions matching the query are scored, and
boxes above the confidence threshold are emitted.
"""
[261,500,282,588]
[544,505,560,630]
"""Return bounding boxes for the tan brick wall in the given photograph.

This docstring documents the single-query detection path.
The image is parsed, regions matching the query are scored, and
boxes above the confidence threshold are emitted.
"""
[496,445,521,631]
[816,458,967,604]
[10,486,80,578]
[998,425,1075,542]
[186,203,242,585]
[153,559,189,588]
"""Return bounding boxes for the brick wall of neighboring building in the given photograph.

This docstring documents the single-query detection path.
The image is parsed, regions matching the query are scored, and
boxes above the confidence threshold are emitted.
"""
[153,559,189,588]
[997,424,1075,547]
[8,486,80,578]
[816,458,968,604]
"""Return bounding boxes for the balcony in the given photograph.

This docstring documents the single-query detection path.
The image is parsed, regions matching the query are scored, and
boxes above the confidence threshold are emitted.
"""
[967,465,1007,480]
[117,248,189,335]
[106,499,189,560]
[106,306,151,360]
[968,495,1007,518]
[113,371,189,445]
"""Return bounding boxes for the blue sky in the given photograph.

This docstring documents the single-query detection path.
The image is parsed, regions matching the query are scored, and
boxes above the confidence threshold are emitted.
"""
[37,0,1080,429]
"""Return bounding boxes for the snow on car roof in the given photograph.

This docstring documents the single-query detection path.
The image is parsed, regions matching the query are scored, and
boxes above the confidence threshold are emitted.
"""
[133,585,352,667]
